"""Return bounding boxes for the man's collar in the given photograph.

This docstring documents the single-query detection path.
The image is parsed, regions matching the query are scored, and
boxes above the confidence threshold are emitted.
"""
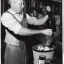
[8,8,17,15]
[8,8,23,15]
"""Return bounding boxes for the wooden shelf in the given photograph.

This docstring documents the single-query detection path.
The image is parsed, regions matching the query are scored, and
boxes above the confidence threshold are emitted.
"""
[51,0,62,4]
[52,0,62,3]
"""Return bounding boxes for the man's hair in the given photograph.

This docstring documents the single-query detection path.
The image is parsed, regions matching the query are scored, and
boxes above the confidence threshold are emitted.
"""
[8,0,25,6]
[8,0,23,5]
[8,0,17,4]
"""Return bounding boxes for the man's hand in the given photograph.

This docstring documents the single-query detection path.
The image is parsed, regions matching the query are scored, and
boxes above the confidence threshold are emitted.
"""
[41,29,52,36]
[46,6,51,12]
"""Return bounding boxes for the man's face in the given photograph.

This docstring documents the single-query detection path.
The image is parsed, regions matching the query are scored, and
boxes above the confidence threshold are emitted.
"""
[11,0,24,13]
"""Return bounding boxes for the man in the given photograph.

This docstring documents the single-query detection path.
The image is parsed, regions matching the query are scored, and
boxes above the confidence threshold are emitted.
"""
[1,0,52,64]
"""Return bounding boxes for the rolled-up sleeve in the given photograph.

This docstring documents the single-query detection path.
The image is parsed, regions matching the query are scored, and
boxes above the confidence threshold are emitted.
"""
[26,14,31,19]
[26,14,38,25]
[1,13,22,34]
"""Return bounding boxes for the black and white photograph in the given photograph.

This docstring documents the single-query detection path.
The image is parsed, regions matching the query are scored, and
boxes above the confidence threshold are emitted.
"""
[0,0,63,64]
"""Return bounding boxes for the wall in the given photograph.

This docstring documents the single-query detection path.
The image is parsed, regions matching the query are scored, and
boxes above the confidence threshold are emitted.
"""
[0,0,1,44]
[63,0,64,53]
[63,0,64,64]
[0,0,1,64]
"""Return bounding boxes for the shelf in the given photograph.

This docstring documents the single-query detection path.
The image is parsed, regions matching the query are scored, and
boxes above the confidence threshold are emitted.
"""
[51,0,62,4]
[52,0,62,3]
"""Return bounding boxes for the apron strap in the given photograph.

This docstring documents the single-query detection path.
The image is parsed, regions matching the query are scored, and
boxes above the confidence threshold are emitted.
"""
[7,11,28,27]
[7,11,23,25]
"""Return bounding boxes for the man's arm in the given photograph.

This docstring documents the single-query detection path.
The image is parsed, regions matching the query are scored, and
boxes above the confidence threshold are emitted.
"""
[18,27,52,36]
[27,15,48,25]
[18,27,42,35]
[1,13,52,36]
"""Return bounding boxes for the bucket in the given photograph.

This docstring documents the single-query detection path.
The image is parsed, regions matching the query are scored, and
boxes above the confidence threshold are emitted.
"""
[32,44,55,64]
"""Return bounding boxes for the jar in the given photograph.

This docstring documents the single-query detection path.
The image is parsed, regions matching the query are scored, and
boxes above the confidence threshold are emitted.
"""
[39,55,46,64]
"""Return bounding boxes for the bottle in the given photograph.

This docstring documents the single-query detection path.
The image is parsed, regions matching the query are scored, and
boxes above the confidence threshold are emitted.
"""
[39,55,46,64]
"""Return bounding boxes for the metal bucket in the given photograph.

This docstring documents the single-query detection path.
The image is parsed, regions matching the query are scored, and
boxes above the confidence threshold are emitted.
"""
[32,44,55,64]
